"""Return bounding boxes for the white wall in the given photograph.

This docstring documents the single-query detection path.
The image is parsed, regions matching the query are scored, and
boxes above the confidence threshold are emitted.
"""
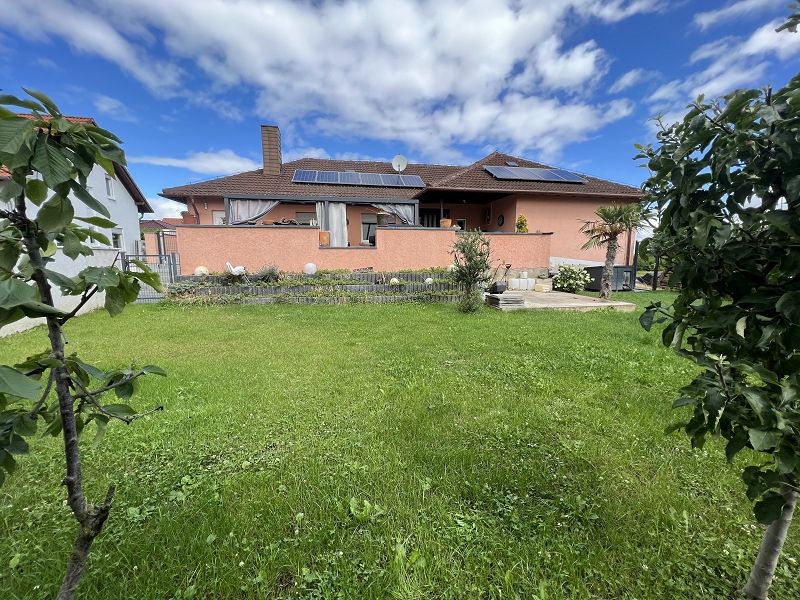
[0,166,144,336]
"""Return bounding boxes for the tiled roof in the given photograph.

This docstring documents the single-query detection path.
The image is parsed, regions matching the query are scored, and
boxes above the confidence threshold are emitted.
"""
[424,152,641,197]
[161,158,463,201]
[161,152,641,201]
[140,219,177,231]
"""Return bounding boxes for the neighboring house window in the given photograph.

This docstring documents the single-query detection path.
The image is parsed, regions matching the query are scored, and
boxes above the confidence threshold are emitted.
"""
[212,210,226,225]
[361,212,395,242]
[104,175,115,199]
[296,211,317,225]
[111,231,123,250]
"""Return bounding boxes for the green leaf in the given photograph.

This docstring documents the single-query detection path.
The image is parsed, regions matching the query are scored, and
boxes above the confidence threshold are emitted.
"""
[75,215,117,228]
[81,266,120,289]
[21,88,60,116]
[13,414,37,436]
[104,286,126,316]
[0,116,34,154]
[206,533,217,545]
[748,429,781,451]
[69,181,110,218]
[31,134,73,187]
[43,268,81,292]
[103,403,136,419]
[776,291,800,324]
[36,196,74,232]
[0,365,41,400]
[754,493,786,525]
[142,365,167,376]
[0,93,44,112]
[25,179,48,205]
[639,308,656,331]
[736,316,747,338]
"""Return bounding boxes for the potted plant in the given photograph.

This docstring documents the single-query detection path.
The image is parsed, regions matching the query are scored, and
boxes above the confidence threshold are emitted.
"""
[376,212,391,227]
[440,218,452,228]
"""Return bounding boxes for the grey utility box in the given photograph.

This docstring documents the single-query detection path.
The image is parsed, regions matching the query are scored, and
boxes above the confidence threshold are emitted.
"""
[584,266,635,292]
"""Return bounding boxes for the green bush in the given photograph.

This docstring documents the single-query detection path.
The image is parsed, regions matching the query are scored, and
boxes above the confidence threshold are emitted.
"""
[451,231,491,313]
[253,264,280,283]
[552,264,591,293]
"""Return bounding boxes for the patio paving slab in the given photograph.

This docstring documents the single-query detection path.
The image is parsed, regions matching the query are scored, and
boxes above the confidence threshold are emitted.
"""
[486,291,636,312]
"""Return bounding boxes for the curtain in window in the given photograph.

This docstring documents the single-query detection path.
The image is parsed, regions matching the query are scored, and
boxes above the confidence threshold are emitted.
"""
[315,202,328,230]
[372,203,414,225]
[229,199,279,224]
[328,202,348,247]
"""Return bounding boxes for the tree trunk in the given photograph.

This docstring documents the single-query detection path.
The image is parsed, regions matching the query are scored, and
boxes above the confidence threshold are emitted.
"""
[742,483,799,600]
[600,236,618,300]
[14,193,112,600]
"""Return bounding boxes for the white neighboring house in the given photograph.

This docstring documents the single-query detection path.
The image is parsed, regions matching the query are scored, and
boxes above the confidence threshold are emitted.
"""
[1,115,151,336]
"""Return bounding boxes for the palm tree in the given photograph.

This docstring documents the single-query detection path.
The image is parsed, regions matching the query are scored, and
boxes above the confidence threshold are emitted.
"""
[580,204,646,300]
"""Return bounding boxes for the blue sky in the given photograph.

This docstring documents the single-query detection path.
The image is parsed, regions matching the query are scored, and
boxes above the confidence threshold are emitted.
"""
[1,0,798,217]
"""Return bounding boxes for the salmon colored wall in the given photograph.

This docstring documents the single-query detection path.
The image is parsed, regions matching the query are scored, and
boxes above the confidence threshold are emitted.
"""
[175,226,551,274]
[142,232,158,254]
[514,195,636,264]
[488,196,517,232]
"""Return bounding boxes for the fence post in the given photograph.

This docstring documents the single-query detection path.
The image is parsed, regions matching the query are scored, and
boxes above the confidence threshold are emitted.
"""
[170,252,180,281]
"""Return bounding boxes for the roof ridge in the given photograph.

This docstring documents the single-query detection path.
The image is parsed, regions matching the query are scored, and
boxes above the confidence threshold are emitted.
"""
[287,157,465,169]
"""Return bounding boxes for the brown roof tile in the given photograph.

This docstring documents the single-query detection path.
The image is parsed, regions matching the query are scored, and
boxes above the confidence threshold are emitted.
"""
[160,152,641,202]
[161,158,463,201]
[140,219,176,231]
[423,152,641,197]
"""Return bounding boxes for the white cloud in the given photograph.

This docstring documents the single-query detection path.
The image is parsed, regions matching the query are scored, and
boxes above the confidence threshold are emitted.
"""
[609,68,655,93]
[647,18,800,126]
[93,94,137,122]
[129,149,260,174]
[1,0,662,160]
[693,0,782,31]
[145,197,185,218]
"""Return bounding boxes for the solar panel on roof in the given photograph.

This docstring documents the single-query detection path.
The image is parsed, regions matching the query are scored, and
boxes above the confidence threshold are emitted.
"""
[380,174,402,186]
[359,173,383,186]
[550,169,585,183]
[515,167,564,181]
[291,169,425,188]
[400,174,425,187]
[339,171,361,185]
[484,165,516,179]
[292,169,317,183]
[316,171,339,184]
[483,165,584,184]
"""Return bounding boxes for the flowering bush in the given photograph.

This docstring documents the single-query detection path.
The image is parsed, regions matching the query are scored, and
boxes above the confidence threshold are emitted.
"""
[552,264,591,293]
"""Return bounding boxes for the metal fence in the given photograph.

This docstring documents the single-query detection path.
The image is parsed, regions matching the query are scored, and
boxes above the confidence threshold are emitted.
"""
[122,253,180,303]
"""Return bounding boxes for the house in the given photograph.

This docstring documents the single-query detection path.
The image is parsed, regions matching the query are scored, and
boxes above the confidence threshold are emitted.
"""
[140,218,181,256]
[1,115,152,335]
[161,125,641,276]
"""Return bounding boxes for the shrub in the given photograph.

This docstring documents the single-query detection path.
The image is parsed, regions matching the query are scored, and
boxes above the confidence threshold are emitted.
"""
[515,214,528,233]
[253,264,280,283]
[451,231,491,313]
[552,264,591,293]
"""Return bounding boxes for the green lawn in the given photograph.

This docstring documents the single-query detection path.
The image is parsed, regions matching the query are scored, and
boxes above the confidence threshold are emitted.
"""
[1,294,798,599]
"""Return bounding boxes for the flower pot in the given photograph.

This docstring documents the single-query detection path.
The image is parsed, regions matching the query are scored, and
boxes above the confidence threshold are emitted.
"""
[376,212,391,227]
[440,218,452,228]
[319,231,330,246]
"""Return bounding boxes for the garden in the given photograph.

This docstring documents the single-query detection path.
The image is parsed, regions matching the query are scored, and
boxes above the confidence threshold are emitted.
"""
[2,294,799,599]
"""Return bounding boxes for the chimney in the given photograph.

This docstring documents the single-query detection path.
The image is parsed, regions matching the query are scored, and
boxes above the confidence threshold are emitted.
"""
[261,124,282,175]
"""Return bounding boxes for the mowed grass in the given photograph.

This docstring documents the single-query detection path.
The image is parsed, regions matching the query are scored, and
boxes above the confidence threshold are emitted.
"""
[1,293,799,599]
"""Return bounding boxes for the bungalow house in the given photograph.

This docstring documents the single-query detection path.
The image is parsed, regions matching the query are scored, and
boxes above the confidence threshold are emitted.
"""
[161,125,641,276]
[1,115,152,334]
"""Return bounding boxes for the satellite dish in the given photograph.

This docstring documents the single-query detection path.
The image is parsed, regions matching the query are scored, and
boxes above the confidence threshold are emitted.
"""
[391,154,408,173]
